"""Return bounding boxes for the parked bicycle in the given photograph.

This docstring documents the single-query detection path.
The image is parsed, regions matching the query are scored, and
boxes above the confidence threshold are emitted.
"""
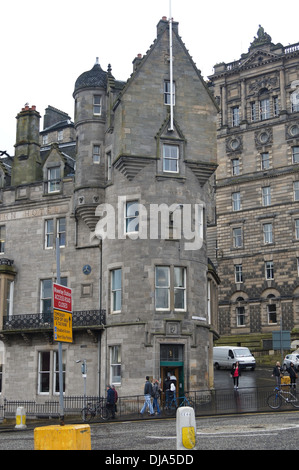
[267,386,299,409]
[81,400,112,422]
[164,393,195,416]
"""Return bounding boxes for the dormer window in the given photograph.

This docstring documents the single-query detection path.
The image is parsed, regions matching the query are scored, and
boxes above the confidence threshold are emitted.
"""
[163,144,179,173]
[48,166,61,193]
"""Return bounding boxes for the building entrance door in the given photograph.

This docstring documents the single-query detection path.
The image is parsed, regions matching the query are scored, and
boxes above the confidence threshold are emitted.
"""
[160,364,184,400]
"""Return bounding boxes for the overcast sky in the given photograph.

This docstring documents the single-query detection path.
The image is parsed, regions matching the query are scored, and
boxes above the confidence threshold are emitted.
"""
[1,0,298,155]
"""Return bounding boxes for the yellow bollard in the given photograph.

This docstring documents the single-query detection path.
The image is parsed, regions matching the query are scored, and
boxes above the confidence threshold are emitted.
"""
[15,407,27,430]
[34,424,91,450]
[176,406,196,450]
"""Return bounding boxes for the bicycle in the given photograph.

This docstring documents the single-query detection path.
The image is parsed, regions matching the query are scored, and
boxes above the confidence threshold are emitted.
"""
[267,386,299,409]
[164,393,195,416]
[81,400,112,422]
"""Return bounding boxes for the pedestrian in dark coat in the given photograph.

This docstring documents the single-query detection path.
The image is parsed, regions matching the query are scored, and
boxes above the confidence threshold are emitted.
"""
[272,362,282,389]
[287,362,297,389]
[106,385,116,418]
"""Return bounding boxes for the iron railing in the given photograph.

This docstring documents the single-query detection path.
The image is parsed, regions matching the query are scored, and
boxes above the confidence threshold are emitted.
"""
[0,386,292,422]
[2,309,106,331]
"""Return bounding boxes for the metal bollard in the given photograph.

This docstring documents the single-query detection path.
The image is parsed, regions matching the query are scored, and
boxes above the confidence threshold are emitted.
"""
[176,406,196,450]
[15,406,27,430]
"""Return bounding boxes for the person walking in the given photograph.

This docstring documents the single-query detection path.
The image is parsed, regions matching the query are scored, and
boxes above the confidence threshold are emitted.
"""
[287,362,297,389]
[272,361,282,389]
[106,385,116,418]
[140,376,154,416]
[152,379,161,415]
[231,361,241,389]
[112,384,118,412]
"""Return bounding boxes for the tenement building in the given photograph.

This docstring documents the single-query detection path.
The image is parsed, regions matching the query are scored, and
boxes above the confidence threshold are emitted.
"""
[0,17,219,401]
[208,26,299,352]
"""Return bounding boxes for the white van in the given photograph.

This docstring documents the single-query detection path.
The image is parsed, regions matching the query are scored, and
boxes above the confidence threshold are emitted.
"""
[213,346,256,370]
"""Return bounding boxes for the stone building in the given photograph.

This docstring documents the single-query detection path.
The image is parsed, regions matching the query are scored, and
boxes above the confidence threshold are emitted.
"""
[208,26,299,351]
[0,17,219,401]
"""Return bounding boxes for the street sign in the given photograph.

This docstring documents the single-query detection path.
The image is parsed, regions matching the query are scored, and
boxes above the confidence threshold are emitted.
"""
[53,283,72,312]
[54,309,73,343]
[272,331,291,350]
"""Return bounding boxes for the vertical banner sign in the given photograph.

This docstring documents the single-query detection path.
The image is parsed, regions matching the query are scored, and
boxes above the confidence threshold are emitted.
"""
[53,283,73,343]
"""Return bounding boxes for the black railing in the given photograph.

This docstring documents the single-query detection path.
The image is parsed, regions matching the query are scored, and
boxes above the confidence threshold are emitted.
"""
[2,309,106,331]
[0,386,292,422]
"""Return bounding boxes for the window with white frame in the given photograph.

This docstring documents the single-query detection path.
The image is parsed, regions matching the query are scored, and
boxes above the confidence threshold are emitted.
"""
[111,269,122,313]
[235,264,243,283]
[236,305,245,326]
[265,261,274,280]
[232,159,240,176]
[292,146,299,164]
[93,144,100,163]
[107,152,112,180]
[45,218,66,249]
[232,192,241,211]
[233,227,242,248]
[6,279,14,317]
[260,98,270,120]
[38,351,50,394]
[53,351,65,394]
[110,346,121,384]
[45,219,54,249]
[295,219,299,239]
[174,267,186,310]
[261,152,270,170]
[155,266,186,311]
[38,351,65,395]
[48,166,61,193]
[93,95,101,115]
[294,181,299,201]
[155,266,170,310]
[164,80,175,105]
[163,144,179,173]
[267,303,277,324]
[125,201,139,234]
[0,226,5,253]
[262,186,271,206]
[263,223,273,244]
[231,106,240,126]
[57,218,66,247]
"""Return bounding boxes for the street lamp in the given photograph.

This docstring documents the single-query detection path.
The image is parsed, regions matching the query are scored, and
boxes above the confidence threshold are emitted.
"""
[76,359,87,407]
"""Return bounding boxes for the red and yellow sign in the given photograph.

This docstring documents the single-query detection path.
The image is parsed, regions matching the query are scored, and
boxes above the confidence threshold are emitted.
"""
[53,309,72,343]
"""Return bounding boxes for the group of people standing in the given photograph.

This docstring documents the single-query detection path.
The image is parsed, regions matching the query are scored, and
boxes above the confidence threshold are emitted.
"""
[272,361,297,389]
[140,374,176,416]
[230,360,298,390]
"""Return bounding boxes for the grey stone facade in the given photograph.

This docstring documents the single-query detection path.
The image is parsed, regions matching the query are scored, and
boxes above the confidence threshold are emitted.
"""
[0,17,219,401]
[208,26,299,347]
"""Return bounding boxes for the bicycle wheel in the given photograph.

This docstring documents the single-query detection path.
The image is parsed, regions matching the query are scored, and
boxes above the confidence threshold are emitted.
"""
[164,402,177,416]
[81,407,93,422]
[100,405,110,420]
[290,391,299,408]
[267,393,282,409]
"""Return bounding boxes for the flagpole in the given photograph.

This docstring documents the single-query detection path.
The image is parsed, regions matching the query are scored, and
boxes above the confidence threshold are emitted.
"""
[168,0,174,131]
